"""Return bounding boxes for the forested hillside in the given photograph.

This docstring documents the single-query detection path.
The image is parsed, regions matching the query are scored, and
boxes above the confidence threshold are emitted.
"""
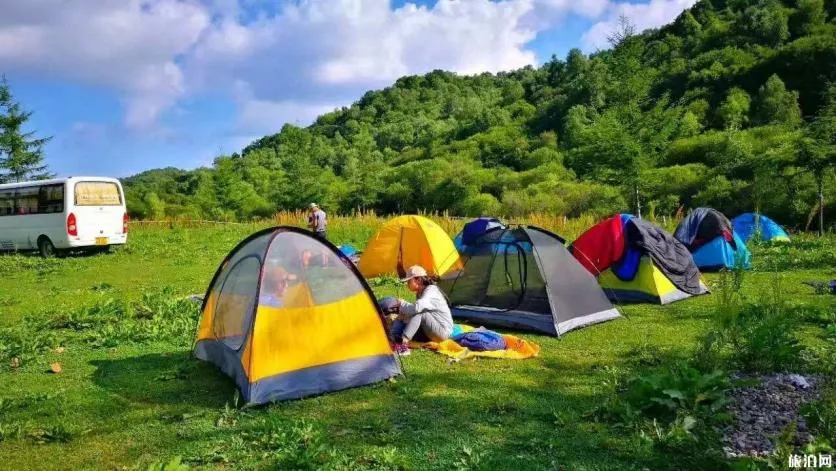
[124,0,836,229]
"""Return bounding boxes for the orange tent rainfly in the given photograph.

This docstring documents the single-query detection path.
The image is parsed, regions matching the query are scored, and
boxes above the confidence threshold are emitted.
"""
[358,215,463,279]
[194,226,401,405]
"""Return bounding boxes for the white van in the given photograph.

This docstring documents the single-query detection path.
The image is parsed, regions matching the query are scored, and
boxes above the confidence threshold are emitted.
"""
[0,176,128,257]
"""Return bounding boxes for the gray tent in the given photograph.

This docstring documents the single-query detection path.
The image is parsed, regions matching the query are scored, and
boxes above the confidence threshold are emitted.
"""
[438,226,622,337]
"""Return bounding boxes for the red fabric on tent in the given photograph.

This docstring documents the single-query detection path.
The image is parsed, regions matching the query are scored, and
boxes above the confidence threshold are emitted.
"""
[692,229,735,251]
[571,215,626,275]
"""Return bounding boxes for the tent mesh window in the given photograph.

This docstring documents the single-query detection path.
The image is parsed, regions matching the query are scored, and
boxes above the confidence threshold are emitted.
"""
[444,228,550,317]
[261,232,366,307]
[207,233,272,350]
[213,256,261,350]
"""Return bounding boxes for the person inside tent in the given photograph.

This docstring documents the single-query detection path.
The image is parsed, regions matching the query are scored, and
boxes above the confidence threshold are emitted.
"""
[261,266,297,307]
[389,265,454,356]
[299,247,337,278]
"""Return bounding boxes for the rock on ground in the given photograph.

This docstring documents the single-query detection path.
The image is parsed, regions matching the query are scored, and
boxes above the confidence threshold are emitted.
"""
[720,373,822,458]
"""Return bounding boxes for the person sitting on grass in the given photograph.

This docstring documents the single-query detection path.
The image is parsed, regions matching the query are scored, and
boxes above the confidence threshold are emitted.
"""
[389,265,454,356]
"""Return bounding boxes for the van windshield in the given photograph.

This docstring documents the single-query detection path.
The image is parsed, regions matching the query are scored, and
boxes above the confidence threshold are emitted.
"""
[74,181,122,206]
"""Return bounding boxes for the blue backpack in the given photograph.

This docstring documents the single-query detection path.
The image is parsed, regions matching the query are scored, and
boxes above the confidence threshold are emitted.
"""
[452,329,506,351]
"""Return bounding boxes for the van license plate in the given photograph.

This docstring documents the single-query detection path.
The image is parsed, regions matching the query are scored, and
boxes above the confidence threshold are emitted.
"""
[95,237,108,246]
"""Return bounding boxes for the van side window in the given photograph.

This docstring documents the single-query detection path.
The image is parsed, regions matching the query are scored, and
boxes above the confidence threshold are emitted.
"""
[38,184,64,214]
[15,186,40,215]
[0,190,14,216]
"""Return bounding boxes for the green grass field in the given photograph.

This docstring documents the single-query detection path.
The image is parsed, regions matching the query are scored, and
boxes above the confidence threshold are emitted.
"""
[0,220,834,470]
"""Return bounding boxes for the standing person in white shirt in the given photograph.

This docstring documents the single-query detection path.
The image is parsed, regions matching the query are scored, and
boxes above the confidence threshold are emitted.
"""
[307,203,327,240]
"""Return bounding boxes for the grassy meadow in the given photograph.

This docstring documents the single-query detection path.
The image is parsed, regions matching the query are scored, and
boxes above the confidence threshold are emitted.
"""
[0,214,834,470]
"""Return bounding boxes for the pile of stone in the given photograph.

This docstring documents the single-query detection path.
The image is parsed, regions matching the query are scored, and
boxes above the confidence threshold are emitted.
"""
[720,374,821,458]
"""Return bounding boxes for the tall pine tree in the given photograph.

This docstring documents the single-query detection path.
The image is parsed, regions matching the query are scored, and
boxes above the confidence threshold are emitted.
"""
[0,76,53,183]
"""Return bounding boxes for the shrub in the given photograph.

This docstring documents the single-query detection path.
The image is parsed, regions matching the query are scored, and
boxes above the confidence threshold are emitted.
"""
[724,301,804,372]
[0,327,57,365]
[754,236,836,271]
[0,422,23,442]
[622,366,730,422]
[1,287,200,367]
[592,363,731,431]
[245,418,333,470]
[591,363,732,469]
[800,388,836,449]
[47,288,200,348]
[698,274,806,373]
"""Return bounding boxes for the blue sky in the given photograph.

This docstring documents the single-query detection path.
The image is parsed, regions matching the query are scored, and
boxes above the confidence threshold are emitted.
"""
[0,0,696,178]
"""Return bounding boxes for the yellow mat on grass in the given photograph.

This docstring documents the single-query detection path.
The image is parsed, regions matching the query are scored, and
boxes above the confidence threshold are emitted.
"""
[409,325,540,361]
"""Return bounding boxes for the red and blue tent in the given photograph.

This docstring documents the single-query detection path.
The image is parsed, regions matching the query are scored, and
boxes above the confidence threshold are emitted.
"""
[570,214,709,304]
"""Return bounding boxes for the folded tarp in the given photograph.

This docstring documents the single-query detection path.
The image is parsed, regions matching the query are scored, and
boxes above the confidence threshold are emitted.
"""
[626,218,704,295]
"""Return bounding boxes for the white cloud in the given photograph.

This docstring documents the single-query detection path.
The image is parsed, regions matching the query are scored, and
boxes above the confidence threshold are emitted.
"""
[182,0,561,132]
[533,0,610,20]
[581,0,697,51]
[0,0,695,138]
[0,0,209,130]
[186,0,543,104]
[236,90,336,135]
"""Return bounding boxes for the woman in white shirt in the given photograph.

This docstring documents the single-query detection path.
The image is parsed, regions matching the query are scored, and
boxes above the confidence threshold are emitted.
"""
[389,265,454,355]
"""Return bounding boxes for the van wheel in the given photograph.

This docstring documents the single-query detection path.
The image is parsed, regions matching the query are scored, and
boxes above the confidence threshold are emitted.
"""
[38,237,57,258]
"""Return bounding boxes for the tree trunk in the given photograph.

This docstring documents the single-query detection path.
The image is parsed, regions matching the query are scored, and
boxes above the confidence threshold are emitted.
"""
[635,184,642,219]
[819,176,825,237]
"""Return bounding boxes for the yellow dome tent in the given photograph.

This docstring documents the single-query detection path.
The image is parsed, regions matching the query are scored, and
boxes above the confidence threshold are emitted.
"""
[358,215,463,279]
[194,226,401,405]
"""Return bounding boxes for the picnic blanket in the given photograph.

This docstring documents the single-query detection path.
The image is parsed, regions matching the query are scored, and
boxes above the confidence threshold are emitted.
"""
[409,324,540,361]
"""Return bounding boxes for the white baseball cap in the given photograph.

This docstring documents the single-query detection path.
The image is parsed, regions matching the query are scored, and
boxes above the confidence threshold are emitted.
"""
[309,203,318,209]
[400,265,428,282]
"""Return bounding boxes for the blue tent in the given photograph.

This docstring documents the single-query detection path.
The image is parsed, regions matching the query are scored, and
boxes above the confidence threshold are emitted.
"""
[453,217,506,252]
[732,213,790,243]
[690,231,751,271]
[338,244,358,257]
[337,244,361,264]
[674,208,751,271]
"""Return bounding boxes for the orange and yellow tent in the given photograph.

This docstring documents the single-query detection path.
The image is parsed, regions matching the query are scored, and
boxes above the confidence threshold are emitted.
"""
[358,215,462,279]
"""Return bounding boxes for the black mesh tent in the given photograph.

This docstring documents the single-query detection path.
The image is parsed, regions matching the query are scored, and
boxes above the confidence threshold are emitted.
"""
[438,226,622,337]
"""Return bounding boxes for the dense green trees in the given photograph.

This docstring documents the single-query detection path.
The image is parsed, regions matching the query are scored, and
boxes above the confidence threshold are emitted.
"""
[123,0,836,230]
